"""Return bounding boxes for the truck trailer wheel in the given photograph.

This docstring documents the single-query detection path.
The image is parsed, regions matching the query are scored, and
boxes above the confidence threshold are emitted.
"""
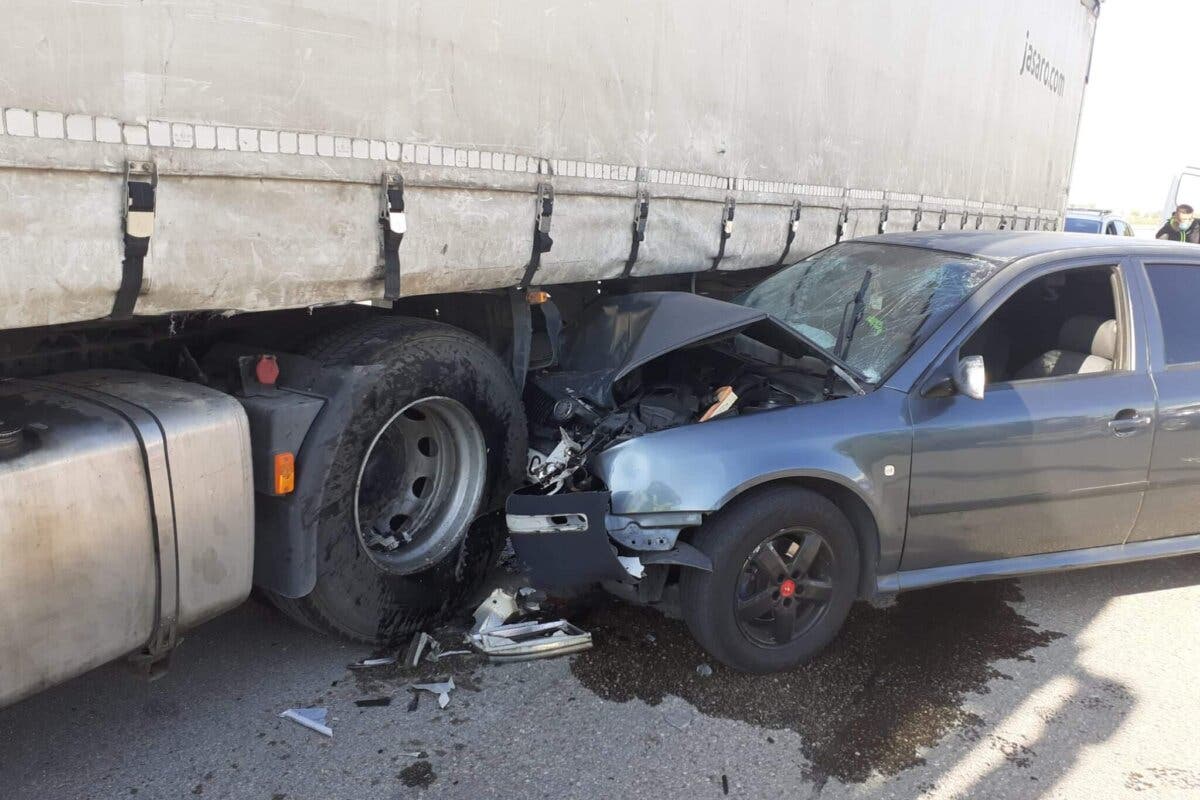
[272,316,526,644]
[679,485,860,673]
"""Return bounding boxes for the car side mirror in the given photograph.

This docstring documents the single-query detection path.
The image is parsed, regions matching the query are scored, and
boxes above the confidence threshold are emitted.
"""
[922,355,986,400]
[953,355,986,400]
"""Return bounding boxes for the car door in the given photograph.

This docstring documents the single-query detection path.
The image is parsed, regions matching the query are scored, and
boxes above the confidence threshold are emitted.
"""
[902,258,1157,571]
[1128,259,1200,542]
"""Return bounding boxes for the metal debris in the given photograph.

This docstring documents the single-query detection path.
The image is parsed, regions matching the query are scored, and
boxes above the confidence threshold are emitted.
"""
[279,707,332,737]
[467,586,593,661]
[428,649,471,661]
[412,678,455,709]
[347,654,397,670]
[469,619,592,661]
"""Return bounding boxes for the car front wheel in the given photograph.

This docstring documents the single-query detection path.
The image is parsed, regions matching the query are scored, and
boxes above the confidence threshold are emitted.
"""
[680,485,860,673]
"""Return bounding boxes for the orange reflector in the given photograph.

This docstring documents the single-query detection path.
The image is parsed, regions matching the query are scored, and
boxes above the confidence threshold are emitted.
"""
[274,452,296,495]
[526,290,551,305]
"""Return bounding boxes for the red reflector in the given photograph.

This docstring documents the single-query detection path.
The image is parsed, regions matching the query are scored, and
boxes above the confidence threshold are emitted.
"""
[256,355,280,386]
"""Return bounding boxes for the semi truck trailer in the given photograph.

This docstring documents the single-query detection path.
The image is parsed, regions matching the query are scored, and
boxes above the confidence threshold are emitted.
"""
[0,0,1099,706]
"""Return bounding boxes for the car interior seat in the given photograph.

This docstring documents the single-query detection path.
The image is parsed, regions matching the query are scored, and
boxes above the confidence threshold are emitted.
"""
[1013,315,1117,380]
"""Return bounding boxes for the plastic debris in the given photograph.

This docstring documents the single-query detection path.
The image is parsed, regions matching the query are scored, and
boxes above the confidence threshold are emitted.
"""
[406,690,420,712]
[279,707,332,737]
[412,678,455,709]
[348,654,397,670]
[399,751,428,759]
[617,555,645,579]
[404,632,437,667]
[428,649,471,662]
[696,663,713,677]
[516,587,547,613]
[354,696,392,707]
[471,588,520,633]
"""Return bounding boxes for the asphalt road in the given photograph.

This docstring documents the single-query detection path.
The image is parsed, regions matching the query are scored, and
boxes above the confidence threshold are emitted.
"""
[2,555,1198,800]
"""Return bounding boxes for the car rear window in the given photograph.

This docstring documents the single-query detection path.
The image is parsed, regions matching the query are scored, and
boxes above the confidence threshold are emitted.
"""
[1064,217,1102,233]
[1146,264,1200,365]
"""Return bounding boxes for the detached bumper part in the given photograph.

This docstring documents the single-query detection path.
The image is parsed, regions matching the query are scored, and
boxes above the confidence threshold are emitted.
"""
[506,491,632,588]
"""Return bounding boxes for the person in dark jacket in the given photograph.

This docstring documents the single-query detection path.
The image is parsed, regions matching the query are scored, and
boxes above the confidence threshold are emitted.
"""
[1157,204,1200,243]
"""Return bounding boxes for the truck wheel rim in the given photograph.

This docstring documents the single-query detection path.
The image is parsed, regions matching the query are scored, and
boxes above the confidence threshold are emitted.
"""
[734,527,834,648]
[353,396,487,575]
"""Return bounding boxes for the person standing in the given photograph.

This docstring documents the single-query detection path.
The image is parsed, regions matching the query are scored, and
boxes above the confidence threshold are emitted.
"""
[1157,204,1200,243]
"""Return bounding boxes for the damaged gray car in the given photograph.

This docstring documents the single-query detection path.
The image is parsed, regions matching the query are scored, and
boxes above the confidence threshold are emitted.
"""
[508,232,1200,672]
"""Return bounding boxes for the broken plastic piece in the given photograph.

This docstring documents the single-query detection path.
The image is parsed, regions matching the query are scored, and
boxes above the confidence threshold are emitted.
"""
[404,632,437,667]
[354,696,392,708]
[516,587,546,613]
[468,619,592,661]
[617,555,645,579]
[412,678,455,709]
[696,663,713,677]
[348,654,398,670]
[279,707,332,737]
[471,588,520,633]
[428,649,471,662]
[699,386,738,422]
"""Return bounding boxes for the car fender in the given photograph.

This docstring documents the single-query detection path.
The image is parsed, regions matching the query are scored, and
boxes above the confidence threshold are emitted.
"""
[592,387,913,575]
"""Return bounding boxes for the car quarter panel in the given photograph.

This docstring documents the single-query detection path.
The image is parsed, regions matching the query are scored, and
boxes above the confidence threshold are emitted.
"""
[592,386,913,575]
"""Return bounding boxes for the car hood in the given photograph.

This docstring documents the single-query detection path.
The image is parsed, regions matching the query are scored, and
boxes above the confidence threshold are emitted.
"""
[537,291,850,407]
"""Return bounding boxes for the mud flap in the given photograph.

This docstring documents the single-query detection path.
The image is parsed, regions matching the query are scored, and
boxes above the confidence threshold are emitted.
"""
[506,491,631,589]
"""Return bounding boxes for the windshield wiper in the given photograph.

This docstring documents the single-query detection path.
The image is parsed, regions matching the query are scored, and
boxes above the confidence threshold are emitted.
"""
[823,269,873,397]
[835,268,873,361]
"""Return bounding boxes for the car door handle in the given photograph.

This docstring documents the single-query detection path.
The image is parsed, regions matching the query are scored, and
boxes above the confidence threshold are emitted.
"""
[1107,411,1152,436]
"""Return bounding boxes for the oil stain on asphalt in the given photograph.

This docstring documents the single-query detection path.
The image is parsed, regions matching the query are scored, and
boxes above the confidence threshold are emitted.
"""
[569,580,1062,786]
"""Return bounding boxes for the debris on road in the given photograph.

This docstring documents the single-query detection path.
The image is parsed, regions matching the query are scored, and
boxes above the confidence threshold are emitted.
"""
[347,654,397,670]
[467,587,593,661]
[279,707,333,737]
[411,678,455,709]
[404,632,437,667]
[406,690,420,712]
[470,619,593,661]
[696,663,713,677]
[428,648,471,661]
[354,697,392,708]
[471,588,520,632]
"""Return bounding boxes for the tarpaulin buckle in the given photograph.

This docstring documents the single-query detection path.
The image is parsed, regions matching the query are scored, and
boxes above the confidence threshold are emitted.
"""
[622,187,651,278]
[710,196,736,270]
[519,183,554,290]
[111,161,157,319]
[380,172,405,300]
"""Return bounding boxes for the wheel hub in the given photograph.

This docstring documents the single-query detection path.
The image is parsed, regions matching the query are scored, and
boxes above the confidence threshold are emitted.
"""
[734,527,835,648]
[353,396,487,575]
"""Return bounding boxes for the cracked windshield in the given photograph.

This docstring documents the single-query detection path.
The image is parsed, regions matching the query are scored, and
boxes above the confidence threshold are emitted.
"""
[736,242,1001,383]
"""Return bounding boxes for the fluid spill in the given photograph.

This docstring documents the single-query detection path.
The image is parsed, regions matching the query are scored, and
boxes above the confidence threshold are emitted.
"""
[569,580,1062,786]
[398,759,437,788]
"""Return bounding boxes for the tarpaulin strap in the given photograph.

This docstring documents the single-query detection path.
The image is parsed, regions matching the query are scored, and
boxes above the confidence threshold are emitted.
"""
[912,204,923,232]
[508,288,532,391]
[775,201,802,266]
[111,161,156,319]
[710,197,735,271]
[836,203,850,242]
[529,298,563,371]
[877,202,890,235]
[622,188,650,278]
[380,173,406,300]
[938,208,948,230]
[518,183,554,290]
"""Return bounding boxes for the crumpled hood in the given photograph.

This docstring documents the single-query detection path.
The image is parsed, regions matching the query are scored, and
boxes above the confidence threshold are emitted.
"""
[539,291,842,407]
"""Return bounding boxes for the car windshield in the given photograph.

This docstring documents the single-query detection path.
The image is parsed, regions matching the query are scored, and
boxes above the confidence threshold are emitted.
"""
[1064,217,1102,233]
[735,242,1001,383]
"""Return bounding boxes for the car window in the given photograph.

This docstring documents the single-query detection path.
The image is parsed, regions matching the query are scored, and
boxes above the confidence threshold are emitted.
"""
[1105,222,1118,235]
[1145,264,1200,365]
[1118,221,1134,236]
[960,265,1120,384]
[1064,217,1102,233]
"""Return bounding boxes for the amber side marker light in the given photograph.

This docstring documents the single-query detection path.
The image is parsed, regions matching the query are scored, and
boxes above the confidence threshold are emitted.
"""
[274,452,296,495]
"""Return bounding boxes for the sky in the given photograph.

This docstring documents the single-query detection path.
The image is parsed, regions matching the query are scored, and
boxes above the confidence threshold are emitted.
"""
[1069,0,1197,214]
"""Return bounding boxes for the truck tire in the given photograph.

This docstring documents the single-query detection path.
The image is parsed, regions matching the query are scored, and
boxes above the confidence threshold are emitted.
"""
[271,316,526,644]
[679,485,860,673]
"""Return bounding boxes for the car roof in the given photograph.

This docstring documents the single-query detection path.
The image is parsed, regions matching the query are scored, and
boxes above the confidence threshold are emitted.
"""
[856,230,1196,263]
[1064,208,1110,218]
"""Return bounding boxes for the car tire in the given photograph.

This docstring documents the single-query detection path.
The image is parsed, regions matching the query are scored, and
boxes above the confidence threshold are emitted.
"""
[679,485,860,673]
[269,316,526,644]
